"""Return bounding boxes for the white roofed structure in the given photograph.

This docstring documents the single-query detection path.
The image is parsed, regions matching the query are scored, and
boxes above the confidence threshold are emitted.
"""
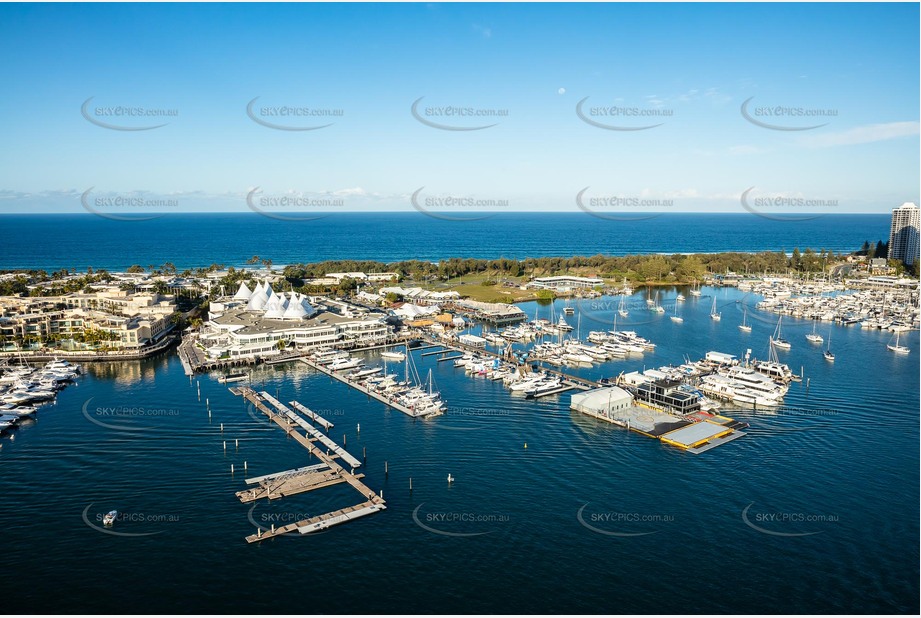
[233,281,253,301]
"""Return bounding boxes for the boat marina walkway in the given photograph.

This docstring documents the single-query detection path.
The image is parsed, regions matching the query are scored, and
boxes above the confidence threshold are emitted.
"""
[232,386,385,542]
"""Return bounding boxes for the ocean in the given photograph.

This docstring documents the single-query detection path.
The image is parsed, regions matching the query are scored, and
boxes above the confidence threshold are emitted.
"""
[0,212,892,271]
[0,288,917,614]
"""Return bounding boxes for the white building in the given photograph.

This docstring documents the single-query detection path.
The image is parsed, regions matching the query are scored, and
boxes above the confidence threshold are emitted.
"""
[888,202,920,266]
[570,387,635,422]
[198,280,391,359]
[527,276,603,290]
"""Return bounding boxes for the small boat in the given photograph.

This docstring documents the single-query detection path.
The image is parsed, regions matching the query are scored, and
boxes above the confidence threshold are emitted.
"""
[217,371,247,384]
[806,320,823,344]
[887,332,910,355]
[676,293,685,302]
[770,315,791,350]
[739,308,752,333]
[380,350,406,361]
[103,510,117,527]
[710,297,721,321]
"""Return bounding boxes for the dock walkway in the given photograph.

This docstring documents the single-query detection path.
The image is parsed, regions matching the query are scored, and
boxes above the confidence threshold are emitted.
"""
[233,387,385,542]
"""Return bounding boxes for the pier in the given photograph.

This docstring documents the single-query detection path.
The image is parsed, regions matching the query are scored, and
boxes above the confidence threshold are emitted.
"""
[288,401,334,430]
[233,387,385,542]
[299,357,442,419]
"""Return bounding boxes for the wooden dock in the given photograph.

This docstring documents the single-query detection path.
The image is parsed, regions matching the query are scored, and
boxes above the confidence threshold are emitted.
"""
[259,391,361,468]
[288,400,334,431]
[233,387,386,542]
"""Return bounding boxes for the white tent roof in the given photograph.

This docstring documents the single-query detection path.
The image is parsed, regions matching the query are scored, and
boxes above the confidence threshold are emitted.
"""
[246,283,269,311]
[283,294,308,319]
[233,281,253,300]
[262,293,284,318]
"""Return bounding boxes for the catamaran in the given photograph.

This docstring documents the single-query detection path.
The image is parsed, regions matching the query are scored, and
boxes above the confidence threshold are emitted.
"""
[739,307,752,332]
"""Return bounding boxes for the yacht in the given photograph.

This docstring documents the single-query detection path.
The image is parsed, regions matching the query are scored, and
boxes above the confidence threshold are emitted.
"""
[555,316,573,332]
[328,357,363,371]
[770,316,791,350]
[709,297,721,321]
[806,320,823,344]
[103,511,118,527]
[524,377,563,397]
[348,366,383,380]
[676,293,685,302]
[670,303,683,323]
[739,308,752,333]
[217,371,247,383]
[0,403,36,417]
[314,349,349,364]
[509,375,547,392]
[380,350,406,361]
[887,332,910,355]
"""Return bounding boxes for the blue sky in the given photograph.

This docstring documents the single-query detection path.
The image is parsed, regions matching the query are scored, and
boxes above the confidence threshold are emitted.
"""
[0,2,918,215]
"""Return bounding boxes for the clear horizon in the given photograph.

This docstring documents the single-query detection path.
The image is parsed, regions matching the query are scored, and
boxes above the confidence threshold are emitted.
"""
[1,2,918,215]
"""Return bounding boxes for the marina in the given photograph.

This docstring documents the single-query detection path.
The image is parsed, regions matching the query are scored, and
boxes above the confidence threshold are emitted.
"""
[232,386,385,542]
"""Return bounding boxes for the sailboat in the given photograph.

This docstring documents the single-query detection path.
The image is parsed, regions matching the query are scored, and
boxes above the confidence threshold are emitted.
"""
[618,291,629,317]
[806,320,824,344]
[823,328,835,362]
[652,291,665,313]
[709,296,721,321]
[689,282,702,297]
[770,315,791,350]
[670,302,683,323]
[887,332,910,355]
[739,307,752,332]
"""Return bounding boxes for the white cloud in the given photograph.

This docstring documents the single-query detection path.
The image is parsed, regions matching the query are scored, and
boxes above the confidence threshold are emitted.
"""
[800,121,920,148]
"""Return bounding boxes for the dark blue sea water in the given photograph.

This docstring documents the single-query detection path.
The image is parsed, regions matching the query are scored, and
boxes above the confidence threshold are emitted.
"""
[0,287,917,614]
[0,213,891,271]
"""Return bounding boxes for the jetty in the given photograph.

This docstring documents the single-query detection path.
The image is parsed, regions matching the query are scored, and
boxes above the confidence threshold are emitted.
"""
[233,387,385,542]
[299,357,441,419]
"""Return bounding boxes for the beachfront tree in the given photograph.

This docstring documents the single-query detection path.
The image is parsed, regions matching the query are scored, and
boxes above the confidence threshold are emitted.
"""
[676,256,705,282]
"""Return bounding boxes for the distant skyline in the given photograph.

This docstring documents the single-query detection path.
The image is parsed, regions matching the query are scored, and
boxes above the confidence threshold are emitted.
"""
[0,2,918,215]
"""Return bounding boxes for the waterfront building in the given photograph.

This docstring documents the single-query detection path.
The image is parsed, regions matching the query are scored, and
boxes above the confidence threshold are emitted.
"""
[526,276,603,290]
[888,202,920,266]
[0,289,177,351]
